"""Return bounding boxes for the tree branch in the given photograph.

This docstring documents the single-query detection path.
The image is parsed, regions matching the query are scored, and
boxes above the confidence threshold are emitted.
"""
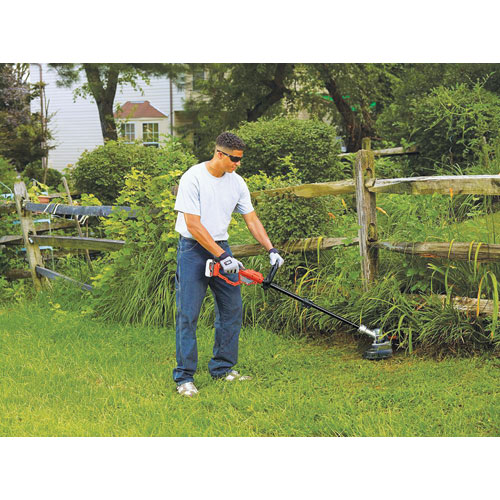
[318,64,375,152]
[246,63,293,122]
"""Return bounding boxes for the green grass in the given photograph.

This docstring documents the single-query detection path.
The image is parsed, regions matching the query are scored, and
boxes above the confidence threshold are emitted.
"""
[448,209,500,243]
[0,300,498,437]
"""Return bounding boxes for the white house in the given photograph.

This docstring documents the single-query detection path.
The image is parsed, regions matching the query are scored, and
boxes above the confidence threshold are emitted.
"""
[29,64,187,171]
[114,100,169,147]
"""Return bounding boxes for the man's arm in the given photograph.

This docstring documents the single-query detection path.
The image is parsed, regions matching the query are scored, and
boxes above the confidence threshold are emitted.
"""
[241,211,274,251]
[184,213,225,257]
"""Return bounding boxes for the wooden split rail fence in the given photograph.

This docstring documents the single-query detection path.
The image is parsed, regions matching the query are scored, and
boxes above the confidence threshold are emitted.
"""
[1,142,499,316]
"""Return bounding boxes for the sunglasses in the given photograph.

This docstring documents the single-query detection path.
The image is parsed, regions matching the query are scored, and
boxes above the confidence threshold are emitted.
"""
[217,149,243,163]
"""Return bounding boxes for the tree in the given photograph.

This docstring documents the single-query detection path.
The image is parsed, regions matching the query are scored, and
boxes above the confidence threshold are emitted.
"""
[50,63,185,142]
[376,64,500,147]
[179,63,403,158]
[0,63,53,172]
[178,63,297,159]
[297,64,402,152]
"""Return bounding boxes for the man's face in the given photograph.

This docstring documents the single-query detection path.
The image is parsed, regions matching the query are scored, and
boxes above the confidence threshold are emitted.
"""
[218,149,243,173]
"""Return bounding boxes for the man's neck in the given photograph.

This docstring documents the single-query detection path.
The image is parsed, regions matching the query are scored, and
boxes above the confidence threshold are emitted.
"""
[205,159,224,178]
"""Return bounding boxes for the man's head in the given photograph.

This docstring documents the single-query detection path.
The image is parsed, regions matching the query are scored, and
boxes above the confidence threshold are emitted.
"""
[216,132,246,153]
[213,132,245,173]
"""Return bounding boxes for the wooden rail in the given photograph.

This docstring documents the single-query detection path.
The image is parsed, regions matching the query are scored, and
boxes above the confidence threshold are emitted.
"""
[24,202,137,218]
[251,180,355,200]
[375,241,500,262]
[0,235,23,245]
[338,145,418,158]
[438,295,496,316]
[0,202,16,215]
[232,236,359,258]
[368,174,500,196]
[31,235,125,252]
[250,174,500,200]
[35,265,93,291]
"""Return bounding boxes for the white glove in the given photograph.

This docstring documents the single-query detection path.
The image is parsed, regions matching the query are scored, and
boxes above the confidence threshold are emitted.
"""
[269,248,284,267]
[217,252,243,274]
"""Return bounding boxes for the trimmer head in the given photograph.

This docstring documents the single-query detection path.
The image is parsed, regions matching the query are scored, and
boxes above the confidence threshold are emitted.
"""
[360,328,393,360]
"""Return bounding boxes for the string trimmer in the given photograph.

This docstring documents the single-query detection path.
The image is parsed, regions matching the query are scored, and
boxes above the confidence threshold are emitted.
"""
[205,260,393,360]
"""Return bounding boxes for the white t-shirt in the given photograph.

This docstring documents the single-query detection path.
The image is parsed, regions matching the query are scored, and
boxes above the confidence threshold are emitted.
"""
[174,162,254,241]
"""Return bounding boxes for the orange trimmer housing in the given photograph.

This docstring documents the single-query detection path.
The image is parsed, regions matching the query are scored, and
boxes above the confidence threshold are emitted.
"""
[205,259,264,286]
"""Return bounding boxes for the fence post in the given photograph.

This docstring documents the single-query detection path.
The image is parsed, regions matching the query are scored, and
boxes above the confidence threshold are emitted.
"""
[62,176,94,273]
[13,181,49,291]
[354,146,378,290]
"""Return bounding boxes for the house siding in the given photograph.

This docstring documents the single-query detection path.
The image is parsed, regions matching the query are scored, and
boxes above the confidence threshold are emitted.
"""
[30,64,186,172]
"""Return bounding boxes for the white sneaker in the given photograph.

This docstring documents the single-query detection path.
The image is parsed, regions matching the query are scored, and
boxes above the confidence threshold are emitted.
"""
[224,370,252,381]
[177,381,199,397]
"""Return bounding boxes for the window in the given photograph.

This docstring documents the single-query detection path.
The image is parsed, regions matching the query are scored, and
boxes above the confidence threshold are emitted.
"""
[143,123,159,147]
[120,123,135,142]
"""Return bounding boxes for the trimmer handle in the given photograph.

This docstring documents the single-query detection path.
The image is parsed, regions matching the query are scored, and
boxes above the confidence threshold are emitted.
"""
[262,263,280,289]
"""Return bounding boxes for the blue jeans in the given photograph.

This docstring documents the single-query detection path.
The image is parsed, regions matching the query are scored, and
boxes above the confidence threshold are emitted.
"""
[173,236,243,385]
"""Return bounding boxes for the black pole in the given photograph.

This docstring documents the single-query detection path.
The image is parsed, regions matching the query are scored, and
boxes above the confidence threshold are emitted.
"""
[267,282,360,330]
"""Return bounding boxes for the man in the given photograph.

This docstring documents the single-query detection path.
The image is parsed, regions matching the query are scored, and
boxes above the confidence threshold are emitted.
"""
[173,132,284,397]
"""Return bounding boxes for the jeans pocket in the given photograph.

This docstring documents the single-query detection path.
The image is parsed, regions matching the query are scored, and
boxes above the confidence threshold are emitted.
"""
[181,238,198,252]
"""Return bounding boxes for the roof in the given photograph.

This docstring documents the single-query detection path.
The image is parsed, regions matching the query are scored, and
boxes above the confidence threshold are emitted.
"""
[114,101,168,119]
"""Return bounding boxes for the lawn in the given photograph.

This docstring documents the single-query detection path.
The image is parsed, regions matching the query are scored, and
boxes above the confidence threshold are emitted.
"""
[0,300,498,437]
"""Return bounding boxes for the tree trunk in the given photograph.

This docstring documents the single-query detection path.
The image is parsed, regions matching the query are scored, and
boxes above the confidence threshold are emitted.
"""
[96,98,118,142]
[318,64,375,152]
[83,64,119,142]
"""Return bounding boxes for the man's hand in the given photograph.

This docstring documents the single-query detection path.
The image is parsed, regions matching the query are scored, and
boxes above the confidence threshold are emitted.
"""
[269,248,284,268]
[216,252,243,274]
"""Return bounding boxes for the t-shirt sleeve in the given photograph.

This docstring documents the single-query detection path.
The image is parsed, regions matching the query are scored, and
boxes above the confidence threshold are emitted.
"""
[174,172,201,215]
[234,180,254,215]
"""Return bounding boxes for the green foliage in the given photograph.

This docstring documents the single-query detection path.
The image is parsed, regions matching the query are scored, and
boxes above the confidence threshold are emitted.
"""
[0,64,53,171]
[23,161,62,190]
[234,117,344,183]
[88,144,195,325]
[0,276,26,304]
[0,156,17,189]
[178,63,403,158]
[72,137,194,203]
[0,203,22,275]
[378,80,500,174]
[177,63,297,160]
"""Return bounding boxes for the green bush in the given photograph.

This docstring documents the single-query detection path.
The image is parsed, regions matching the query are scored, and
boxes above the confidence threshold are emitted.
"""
[23,161,62,190]
[377,81,500,175]
[234,117,345,183]
[72,138,195,203]
[0,156,17,191]
[88,142,196,326]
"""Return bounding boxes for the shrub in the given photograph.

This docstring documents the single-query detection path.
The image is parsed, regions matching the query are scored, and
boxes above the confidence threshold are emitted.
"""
[0,155,17,190]
[23,161,62,190]
[234,117,345,183]
[88,142,196,326]
[72,138,195,203]
[377,81,500,175]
